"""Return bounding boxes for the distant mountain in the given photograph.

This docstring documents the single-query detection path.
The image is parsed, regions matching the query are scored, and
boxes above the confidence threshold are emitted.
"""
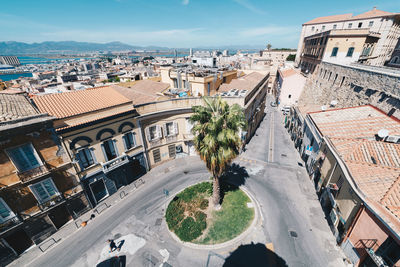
[0,41,171,55]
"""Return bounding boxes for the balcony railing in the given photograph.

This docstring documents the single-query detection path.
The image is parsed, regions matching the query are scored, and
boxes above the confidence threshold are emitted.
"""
[102,153,129,173]
[360,239,389,267]
[18,165,50,183]
[38,194,64,211]
[0,216,22,234]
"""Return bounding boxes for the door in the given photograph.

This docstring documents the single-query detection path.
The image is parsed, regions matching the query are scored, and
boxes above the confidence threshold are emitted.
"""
[4,229,33,255]
[89,179,108,204]
[48,204,71,229]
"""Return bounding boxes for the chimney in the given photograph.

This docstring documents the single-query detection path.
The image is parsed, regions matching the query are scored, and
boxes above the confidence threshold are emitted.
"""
[373,6,377,11]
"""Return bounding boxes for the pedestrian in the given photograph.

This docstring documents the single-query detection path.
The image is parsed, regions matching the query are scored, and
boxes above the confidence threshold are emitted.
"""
[107,239,119,252]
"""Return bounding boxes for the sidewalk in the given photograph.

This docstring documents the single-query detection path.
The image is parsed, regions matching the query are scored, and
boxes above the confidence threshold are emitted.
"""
[8,155,204,267]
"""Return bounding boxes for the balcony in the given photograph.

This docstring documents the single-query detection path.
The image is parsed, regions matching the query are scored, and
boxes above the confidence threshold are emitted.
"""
[0,216,22,234]
[360,239,389,267]
[38,194,64,211]
[102,153,129,173]
[18,165,50,183]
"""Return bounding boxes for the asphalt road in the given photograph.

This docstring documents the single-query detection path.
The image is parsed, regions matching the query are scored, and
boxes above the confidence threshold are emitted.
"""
[16,96,346,267]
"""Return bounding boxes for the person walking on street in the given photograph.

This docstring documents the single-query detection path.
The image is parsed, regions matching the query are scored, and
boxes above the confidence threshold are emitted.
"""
[107,239,119,252]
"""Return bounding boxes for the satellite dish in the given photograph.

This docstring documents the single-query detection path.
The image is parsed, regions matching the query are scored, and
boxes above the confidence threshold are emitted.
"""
[321,105,327,111]
[330,100,338,106]
[378,129,389,138]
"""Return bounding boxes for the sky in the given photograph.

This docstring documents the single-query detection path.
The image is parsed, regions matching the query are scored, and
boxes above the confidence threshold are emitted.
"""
[0,0,399,49]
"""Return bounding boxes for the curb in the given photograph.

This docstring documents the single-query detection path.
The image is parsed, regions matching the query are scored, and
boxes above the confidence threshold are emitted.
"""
[164,182,262,250]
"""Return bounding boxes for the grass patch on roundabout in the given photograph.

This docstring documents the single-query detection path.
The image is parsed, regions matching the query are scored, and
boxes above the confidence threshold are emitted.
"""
[165,182,255,244]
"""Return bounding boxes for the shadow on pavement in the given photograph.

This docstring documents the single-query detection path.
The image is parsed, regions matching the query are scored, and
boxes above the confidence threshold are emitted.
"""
[220,163,250,203]
[96,255,126,267]
[223,243,288,267]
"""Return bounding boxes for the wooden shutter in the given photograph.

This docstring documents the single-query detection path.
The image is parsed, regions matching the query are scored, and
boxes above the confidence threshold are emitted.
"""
[173,122,179,135]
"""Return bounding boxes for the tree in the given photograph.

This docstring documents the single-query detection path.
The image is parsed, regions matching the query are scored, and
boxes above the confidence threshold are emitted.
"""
[266,43,272,51]
[190,97,247,209]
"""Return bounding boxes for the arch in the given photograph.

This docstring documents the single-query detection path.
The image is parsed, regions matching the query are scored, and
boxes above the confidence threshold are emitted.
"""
[96,128,116,141]
[118,121,135,133]
[70,136,93,150]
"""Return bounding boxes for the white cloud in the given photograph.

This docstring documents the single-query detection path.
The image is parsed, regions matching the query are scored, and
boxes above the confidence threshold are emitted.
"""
[232,0,266,15]
[182,0,189,5]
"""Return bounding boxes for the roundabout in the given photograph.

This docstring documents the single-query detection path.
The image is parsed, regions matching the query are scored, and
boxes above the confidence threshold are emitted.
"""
[165,181,261,249]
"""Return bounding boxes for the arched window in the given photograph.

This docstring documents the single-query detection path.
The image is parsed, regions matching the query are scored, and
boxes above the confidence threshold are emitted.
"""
[96,128,116,141]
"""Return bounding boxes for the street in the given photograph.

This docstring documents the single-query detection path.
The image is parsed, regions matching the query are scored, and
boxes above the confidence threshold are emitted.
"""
[10,96,346,267]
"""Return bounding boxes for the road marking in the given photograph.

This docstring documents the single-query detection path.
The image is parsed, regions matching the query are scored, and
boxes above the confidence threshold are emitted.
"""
[268,112,274,162]
[265,242,274,252]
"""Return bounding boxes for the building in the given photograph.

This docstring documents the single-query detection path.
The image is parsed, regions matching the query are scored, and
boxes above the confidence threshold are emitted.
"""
[387,37,400,68]
[287,105,400,266]
[274,68,306,107]
[131,72,269,168]
[299,28,381,74]
[296,8,400,68]
[31,87,148,207]
[160,64,237,97]
[0,56,21,66]
[0,93,88,265]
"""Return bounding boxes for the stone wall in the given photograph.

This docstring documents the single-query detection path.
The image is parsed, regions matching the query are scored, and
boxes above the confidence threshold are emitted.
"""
[299,62,400,119]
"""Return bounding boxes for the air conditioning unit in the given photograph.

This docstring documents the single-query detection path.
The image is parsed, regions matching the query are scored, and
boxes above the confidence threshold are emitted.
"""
[384,135,400,144]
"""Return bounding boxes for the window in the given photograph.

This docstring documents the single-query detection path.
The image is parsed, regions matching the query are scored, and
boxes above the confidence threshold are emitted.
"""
[164,122,178,136]
[123,132,136,151]
[147,125,162,141]
[311,26,315,31]
[358,22,362,28]
[29,178,59,203]
[340,76,346,87]
[348,23,352,29]
[186,118,194,134]
[322,26,325,31]
[368,21,374,27]
[288,94,291,99]
[76,148,95,169]
[391,56,399,64]
[173,79,178,88]
[331,47,338,57]
[0,198,15,223]
[6,143,42,172]
[207,82,211,96]
[102,139,118,161]
[168,144,176,158]
[153,149,161,163]
[333,24,337,29]
[346,47,355,57]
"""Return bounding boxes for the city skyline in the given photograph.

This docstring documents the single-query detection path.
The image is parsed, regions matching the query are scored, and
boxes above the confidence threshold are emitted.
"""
[0,0,398,48]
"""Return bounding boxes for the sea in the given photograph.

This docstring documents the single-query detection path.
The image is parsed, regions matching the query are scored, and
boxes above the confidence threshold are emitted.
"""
[0,72,33,81]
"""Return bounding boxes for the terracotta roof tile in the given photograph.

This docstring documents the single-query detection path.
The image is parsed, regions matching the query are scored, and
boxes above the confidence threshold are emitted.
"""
[0,94,40,122]
[32,86,132,119]
[309,105,400,139]
[218,72,266,93]
[303,8,395,25]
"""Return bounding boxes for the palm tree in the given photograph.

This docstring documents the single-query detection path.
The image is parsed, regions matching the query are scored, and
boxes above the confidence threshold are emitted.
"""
[190,97,247,209]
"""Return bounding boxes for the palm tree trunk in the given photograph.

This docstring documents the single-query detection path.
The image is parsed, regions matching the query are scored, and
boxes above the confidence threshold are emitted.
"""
[213,176,221,210]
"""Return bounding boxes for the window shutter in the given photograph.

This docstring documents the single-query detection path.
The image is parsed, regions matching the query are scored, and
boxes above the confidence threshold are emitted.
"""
[132,133,137,147]
[101,144,107,162]
[145,127,151,141]
[76,152,84,170]
[162,124,167,137]
[173,122,179,135]
[113,140,119,156]
[90,148,97,164]
[157,125,163,139]
[122,135,128,151]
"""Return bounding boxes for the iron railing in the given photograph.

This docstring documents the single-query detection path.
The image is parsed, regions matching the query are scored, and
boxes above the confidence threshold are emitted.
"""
[102,154,129,173]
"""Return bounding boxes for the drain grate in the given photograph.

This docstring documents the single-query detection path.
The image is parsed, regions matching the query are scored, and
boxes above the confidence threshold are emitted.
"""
[155,218,162,226]
[281,154,287,157]
[289,230,298,238]
[113,233,122,239]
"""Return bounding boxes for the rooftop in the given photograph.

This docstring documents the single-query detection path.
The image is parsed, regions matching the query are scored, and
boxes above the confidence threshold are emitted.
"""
[304,8,396,25]
[309,105,400,139]
[32,86,132,119]
[0,94,40,123]
[218,72,266,93]
[330,137,400,222]
[278,68,298,78]
[111,80,170,105]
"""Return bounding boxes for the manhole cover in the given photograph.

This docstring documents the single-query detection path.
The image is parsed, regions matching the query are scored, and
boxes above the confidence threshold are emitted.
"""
[155,218,162,226]
[289,230,298,238]
[143,252,160,266]
[113,233,122,239]
[281,154,287,157]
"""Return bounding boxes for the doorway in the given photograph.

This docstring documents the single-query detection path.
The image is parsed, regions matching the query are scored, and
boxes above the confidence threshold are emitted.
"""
[48,204,71,229]
[90,179,109,204]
